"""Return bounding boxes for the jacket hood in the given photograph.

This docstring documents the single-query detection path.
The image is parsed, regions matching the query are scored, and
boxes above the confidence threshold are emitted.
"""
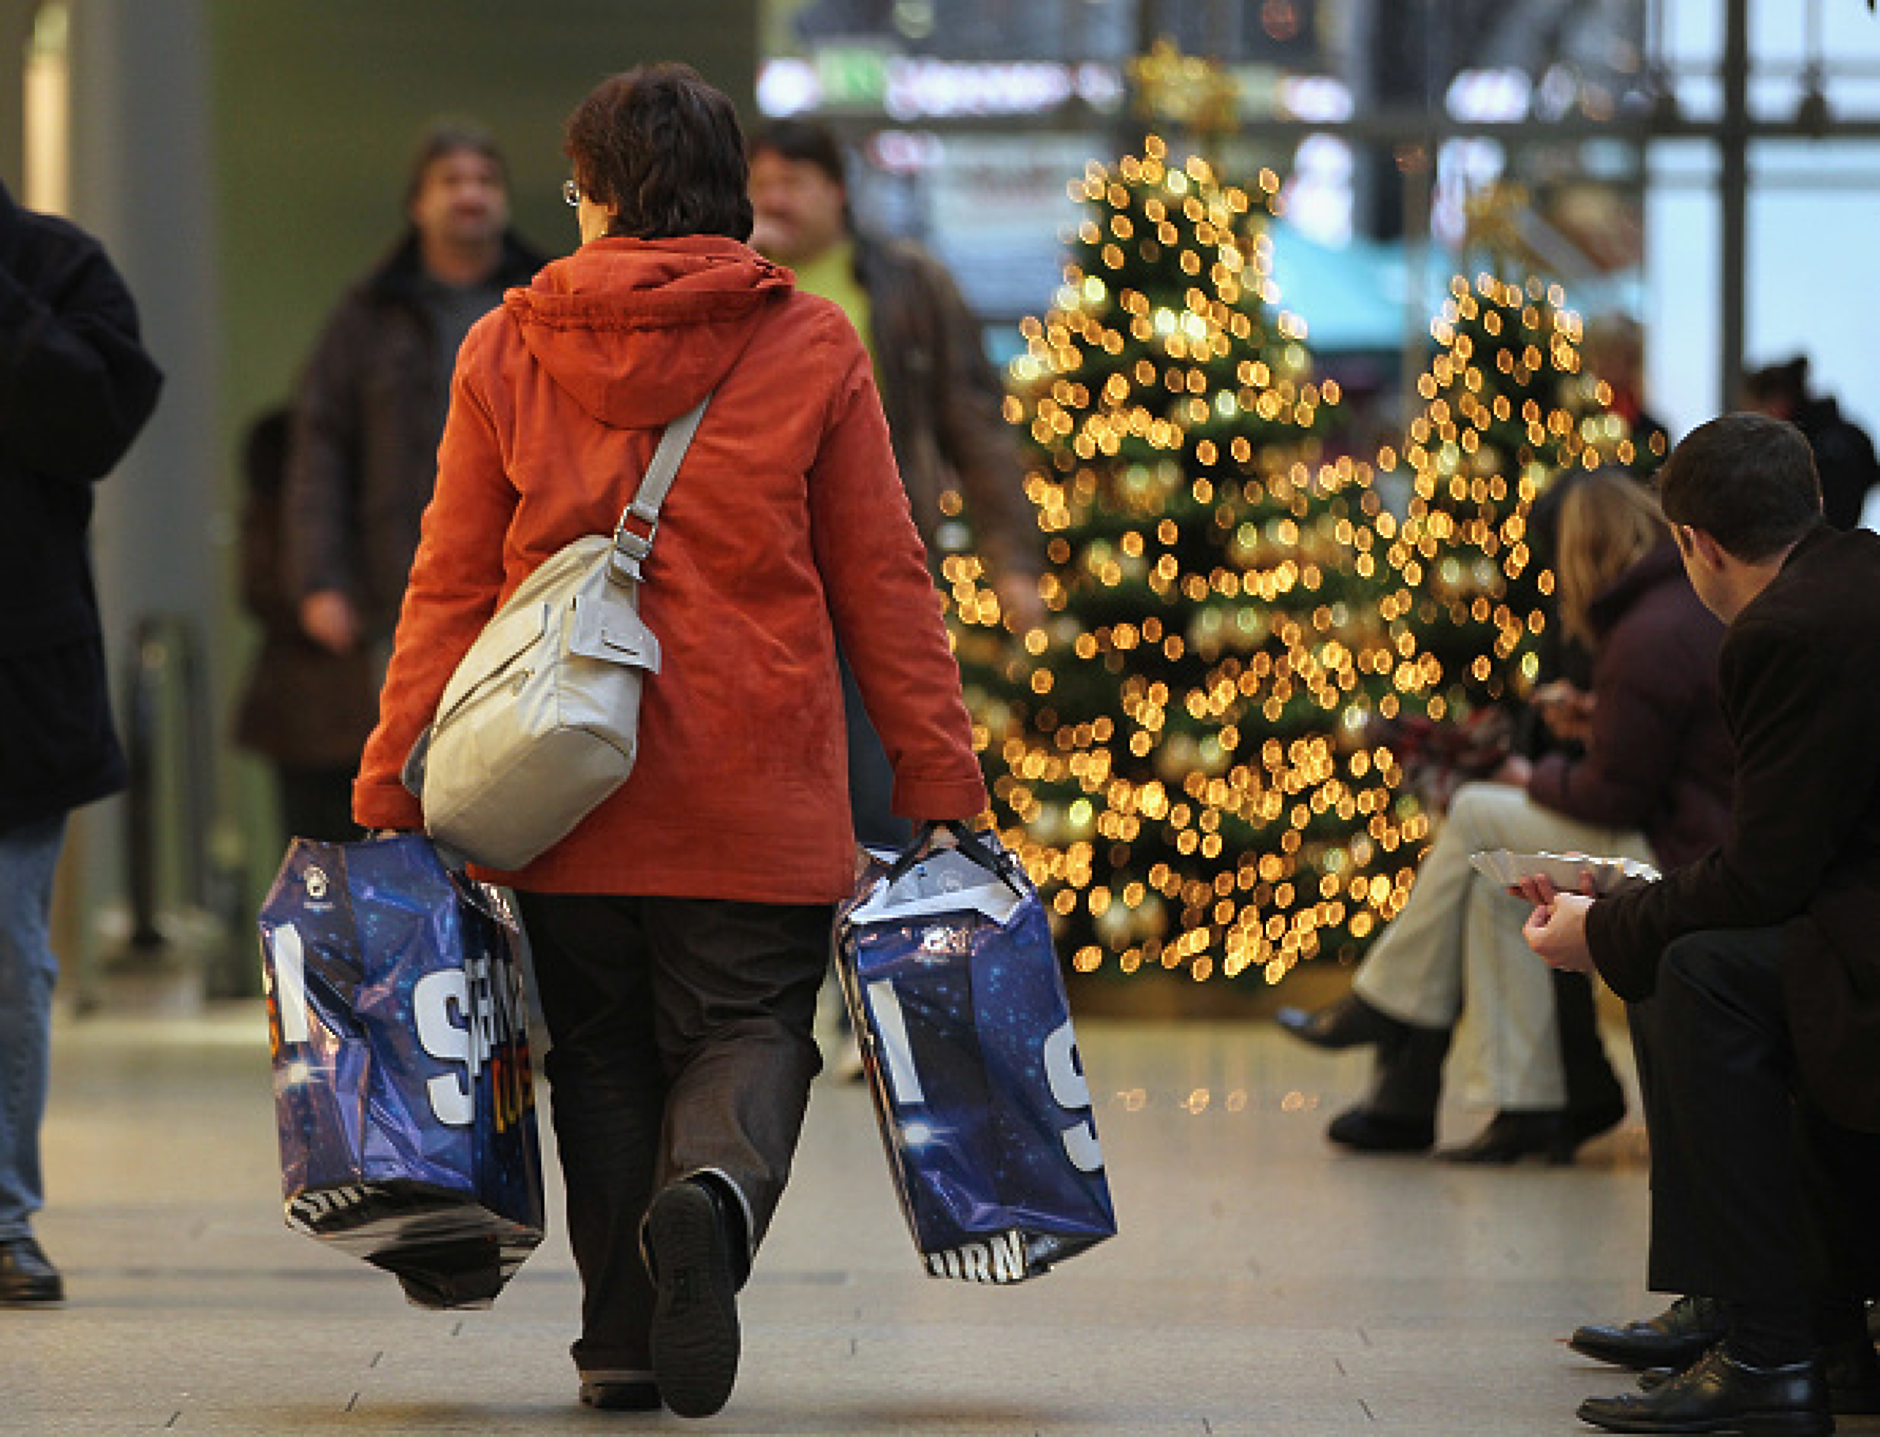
[505,236,793,429]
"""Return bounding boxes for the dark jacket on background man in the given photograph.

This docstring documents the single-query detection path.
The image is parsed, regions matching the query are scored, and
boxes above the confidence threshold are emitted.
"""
[1526,540,1732,869]
[0,179,163,833]
[283,229,544,638]
[852,236,1040,586]
[1793,395,1880,532]
[1586,525,1880,1132]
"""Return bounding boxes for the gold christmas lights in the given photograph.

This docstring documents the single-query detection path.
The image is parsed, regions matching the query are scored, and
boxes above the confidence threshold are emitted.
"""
[948,141,1413,989]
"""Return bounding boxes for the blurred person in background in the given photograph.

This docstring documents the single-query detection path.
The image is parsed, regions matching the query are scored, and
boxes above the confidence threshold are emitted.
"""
[0,177,162,1304]
[231,407,379,844]
[1582,312,1668,475]
[282,118,545,825]
[747,117,1042,850]
[1743,355,1879,532]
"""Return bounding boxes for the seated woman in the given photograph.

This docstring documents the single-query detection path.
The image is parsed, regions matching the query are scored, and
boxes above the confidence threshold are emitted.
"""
[1278,469,1733,1162]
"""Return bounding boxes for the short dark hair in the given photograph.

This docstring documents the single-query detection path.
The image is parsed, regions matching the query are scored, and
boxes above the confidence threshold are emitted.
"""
[406,119,506,206]
[563,63,752,242]
[747,118,847,188]
[1656,413,1823,562]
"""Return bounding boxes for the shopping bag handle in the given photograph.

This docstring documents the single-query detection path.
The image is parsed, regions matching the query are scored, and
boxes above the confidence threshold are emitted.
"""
[883,820,1026,897]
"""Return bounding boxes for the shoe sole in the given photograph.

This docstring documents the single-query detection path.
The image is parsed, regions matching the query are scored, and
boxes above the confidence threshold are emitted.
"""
[648,1185,739,1419]
[0,1291,63,1307]
[1575,1406,1831,1435]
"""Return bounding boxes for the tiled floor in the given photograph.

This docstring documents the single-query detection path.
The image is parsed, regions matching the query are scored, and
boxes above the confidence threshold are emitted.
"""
[5,1001,1862,1435]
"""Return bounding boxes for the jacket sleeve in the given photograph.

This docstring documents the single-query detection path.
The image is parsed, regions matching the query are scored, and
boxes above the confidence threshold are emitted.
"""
[0,236,161,481]
[809,336,988,823]
[913,251,1042,584]
[1586,613,1873,998]
[352,322,517,829]
[282,299,369,602]
[1527,598,1700,832]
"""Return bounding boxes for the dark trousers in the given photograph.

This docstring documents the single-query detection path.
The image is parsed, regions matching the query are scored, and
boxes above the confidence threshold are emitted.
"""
[275,764,357,845]
[839,646,913,852]
[1641,926,1880,1348]
[515,892,832,1373]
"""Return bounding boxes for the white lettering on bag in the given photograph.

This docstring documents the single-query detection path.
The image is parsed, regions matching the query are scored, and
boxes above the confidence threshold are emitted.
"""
[413,955,523,1128]
[265,923,312,1046]
[1044,1019,1105,1173]
[865,978,927,1104]
[925,1230,1029,1283]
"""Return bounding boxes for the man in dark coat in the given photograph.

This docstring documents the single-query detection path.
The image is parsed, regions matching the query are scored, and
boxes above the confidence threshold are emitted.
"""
[282,120,544,819]
[1744,356,1880,532]
[0,177,163,1304]
[1524,413,1880,1436]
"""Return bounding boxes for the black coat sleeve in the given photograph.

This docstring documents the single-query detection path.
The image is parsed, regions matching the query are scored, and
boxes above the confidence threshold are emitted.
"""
[1586,611,1879,997]
[0,231,162,481]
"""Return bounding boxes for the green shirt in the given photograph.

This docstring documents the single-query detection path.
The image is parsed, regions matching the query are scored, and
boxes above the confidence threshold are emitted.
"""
[790,240,875,368]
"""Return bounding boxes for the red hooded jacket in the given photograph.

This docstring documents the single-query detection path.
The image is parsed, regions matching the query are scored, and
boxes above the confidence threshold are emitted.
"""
[352,236,987,901]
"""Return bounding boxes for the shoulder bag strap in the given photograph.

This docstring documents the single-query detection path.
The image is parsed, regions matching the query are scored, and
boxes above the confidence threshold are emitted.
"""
[609,392,713,585]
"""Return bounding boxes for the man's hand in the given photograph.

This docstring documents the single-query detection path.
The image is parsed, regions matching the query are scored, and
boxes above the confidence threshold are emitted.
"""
[300,589,359,653]
[1523,892,1596,974]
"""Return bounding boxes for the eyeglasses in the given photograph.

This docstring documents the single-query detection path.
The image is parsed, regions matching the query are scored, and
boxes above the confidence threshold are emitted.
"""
[562,179,582,208]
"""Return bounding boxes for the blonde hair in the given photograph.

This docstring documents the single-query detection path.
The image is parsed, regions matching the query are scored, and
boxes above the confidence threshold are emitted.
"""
[1556,470,1667,646]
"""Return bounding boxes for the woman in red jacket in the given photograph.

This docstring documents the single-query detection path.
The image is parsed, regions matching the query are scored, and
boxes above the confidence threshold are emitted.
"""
[352,65,987,1419]
[1278,469,1733,1163]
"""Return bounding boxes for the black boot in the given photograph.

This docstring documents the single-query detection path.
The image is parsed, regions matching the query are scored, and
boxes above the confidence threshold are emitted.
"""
[1326,1023,1451,1155]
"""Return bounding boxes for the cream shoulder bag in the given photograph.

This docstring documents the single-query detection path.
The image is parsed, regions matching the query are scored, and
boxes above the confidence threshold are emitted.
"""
[402,394,711,870]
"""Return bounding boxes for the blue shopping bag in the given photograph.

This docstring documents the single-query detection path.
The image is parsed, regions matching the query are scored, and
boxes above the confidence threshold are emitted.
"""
[256,834,545,1308]
[835,823,1116,1283]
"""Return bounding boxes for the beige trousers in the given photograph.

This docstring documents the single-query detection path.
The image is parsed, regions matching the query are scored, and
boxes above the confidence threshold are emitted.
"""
[1351,782,1654,1111]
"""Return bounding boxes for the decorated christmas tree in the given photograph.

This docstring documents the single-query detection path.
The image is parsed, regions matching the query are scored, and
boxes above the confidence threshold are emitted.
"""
[1376,193,1656,736]
[947,138,1424,990]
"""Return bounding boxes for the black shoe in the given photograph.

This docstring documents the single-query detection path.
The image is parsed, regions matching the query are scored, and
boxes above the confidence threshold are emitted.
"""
[1325,1105,1434,1154]
[578,1370,662,1411]
[0,1237,63,1305]
[1276,994,1410,1050]
[1578,1345,1830,1434]
[1640,1337,1880,1417]
[1438,1110,1573,1165]
[646,1179,741,1419]
[1572,1296,1728,1371]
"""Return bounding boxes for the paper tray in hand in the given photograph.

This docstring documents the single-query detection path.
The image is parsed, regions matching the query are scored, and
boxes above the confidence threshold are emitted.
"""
[1470,848,1660,896]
